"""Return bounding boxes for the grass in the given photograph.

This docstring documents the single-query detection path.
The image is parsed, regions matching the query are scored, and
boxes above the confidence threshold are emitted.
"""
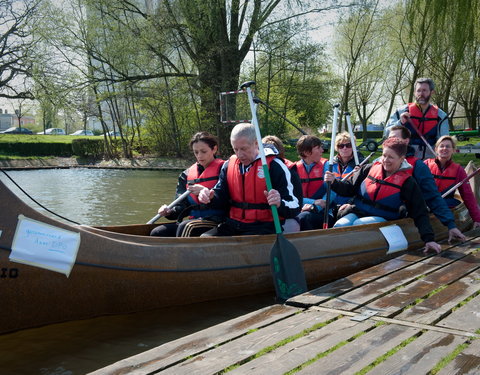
[0,134,93,143]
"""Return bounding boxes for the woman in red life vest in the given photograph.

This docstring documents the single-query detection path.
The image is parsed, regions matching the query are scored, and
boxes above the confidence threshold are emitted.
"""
[325,137,442,254]
[425,135,480,228]
[150,132,226,237]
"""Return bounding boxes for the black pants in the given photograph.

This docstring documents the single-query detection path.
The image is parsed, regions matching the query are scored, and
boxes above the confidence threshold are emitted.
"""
[150,219,218,237]
[201,218,277,237]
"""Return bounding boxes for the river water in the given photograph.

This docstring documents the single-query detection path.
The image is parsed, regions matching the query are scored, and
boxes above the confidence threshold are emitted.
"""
[0,168,275,375]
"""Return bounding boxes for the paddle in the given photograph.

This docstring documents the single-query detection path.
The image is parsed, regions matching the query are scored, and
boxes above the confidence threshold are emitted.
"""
[323,104,340,229]
[405,115,437,157]
[341,152,375,182]
[441,167,480,198]
[344,112,359,165]
[241,80,307,302]
[147,190,191,224]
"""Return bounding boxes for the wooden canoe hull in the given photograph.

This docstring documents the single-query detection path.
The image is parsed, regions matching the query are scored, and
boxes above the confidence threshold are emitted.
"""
[0,178,473,334]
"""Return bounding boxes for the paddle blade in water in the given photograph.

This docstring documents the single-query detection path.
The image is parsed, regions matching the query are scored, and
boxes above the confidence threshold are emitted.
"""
[270,234,307,302]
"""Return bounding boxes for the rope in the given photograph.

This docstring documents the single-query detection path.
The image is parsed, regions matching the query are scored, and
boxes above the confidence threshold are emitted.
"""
[0,168,80,225]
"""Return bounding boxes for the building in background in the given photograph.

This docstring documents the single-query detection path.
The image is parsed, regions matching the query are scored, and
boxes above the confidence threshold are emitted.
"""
[0,109,35,131]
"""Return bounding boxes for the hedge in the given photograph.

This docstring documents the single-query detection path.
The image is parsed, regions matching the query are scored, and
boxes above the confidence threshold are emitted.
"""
[0,142,73,156]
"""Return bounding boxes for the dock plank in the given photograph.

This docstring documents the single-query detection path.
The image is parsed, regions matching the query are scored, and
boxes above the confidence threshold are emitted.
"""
[364,331,467,375]
[437,293,480,333]
[288,253,425,306]
[157,309,338,375]
[320,242,477,312]
[436,339,480,375]
[88,304,300,375]
[227,317,375,375]
[295,324,419,375]
[363,252,480,317]
[396,269,480,325]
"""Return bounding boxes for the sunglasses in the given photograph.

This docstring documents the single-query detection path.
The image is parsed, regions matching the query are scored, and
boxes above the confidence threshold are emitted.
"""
[338,143,352,149]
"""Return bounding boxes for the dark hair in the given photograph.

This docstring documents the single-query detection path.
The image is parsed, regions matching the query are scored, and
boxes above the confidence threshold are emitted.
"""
[382,137,408,157]
[296,135,322,158]
[262,135,285,158]
[415,77,435,91]
[189,132,219,153]
[389,125,411,140]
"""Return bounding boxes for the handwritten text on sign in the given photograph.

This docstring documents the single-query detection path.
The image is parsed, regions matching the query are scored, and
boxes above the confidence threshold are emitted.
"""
[9,215,81,277]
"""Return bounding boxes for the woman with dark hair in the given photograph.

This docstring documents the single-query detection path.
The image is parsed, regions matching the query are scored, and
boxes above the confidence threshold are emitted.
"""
[150,132,226,237]
[324,137,441,253]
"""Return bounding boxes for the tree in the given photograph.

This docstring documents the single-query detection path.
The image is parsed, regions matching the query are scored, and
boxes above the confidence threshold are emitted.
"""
[333,0,381,132]
[0,0,42,99]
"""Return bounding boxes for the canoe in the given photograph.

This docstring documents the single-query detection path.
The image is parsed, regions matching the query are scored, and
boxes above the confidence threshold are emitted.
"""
[0,177,473,334]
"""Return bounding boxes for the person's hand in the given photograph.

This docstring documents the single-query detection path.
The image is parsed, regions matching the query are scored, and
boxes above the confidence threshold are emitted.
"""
[187,183,204,196]
[400,112,411,124]
[324,171,335,183]
[473,222,480,229]
[448,228,466,243]
[158,204,172,216]
[302,203,312,212]
[313,199,326,208]
[424,241,442,254]
[265,189,281,208]
[338,203,353,212]
[198,188,214,204]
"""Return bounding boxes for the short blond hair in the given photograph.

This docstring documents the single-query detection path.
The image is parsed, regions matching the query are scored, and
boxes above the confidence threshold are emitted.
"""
[435,135,457,151]
[335,132,353,151]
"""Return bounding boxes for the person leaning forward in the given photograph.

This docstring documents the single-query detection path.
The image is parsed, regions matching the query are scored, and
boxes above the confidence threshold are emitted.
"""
[199,123,300,236]
[386,77,449,160]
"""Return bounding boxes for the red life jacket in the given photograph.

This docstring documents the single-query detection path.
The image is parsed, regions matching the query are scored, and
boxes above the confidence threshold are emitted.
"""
[424,159,460,198]
[186,158,224,204]
[295,159,327,198]
[227,155,276,223]
[354,162,411,220]
[284,158,295,169]
[406,103,440,147]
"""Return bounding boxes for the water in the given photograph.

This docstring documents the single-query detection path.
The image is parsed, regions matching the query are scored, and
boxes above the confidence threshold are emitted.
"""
[0,168,275,374]
[0,168,182,226]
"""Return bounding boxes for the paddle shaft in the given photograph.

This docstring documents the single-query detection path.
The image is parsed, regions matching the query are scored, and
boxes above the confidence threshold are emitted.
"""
[344,112,359,165]
[243,84,282,234]
[340,152,375,182]
[147,190,191,224]
[441,167,480,198]
[323,104,340,229]
[405,116,437,157]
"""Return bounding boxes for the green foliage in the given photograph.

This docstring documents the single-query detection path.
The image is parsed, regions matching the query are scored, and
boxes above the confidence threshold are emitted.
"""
[0,141,72,157]
[71,138,104,158]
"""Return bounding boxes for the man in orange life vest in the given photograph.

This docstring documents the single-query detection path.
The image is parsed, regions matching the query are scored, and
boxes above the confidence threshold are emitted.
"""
[386,77,449,160]
[198,123,301,236]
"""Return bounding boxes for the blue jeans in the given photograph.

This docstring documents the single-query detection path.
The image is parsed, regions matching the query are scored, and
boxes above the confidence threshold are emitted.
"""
[333,213,386,227]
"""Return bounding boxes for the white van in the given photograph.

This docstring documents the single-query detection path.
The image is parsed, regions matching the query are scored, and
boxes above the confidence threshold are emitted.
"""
[37,128,66,135]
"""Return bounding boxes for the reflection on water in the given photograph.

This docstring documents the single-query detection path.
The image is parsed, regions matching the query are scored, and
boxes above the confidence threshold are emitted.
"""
[0,293,275,375]
[0,168,181,225]
[0,168,276,374]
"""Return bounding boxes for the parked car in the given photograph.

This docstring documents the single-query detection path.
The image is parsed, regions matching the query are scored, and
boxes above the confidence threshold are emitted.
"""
[37,128,66,135]
[0,127,33,134]
[102,130,121,137]
[69,129,94,136]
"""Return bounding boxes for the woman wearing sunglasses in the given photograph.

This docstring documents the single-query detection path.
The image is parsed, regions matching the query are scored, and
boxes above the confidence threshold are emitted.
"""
[323,132,364,211]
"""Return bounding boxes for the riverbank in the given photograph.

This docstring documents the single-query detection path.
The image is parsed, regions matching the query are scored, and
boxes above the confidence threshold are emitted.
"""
[0,156,192,170]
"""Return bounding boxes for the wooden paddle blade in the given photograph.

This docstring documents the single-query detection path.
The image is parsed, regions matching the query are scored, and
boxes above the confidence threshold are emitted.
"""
[270,234,307,302]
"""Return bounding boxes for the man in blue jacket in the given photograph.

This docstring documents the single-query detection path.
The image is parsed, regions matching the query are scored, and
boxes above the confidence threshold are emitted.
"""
[387,125,466,243]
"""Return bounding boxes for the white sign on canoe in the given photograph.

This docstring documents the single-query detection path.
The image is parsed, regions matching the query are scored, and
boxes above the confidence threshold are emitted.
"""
[9,215,80,277]
[379,224,408,254]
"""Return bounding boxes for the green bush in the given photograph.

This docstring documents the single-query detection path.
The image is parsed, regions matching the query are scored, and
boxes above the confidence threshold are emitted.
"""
[0,142,72,156]
[71,138,104,158]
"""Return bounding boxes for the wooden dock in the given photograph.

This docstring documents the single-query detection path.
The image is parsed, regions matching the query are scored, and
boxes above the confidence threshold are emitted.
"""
[90,231,480,375]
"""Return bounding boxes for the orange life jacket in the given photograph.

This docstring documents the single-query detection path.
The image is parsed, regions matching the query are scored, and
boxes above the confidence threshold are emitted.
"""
[424,158,460,198]
[295,159,327,198]
[406,103,440,147]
